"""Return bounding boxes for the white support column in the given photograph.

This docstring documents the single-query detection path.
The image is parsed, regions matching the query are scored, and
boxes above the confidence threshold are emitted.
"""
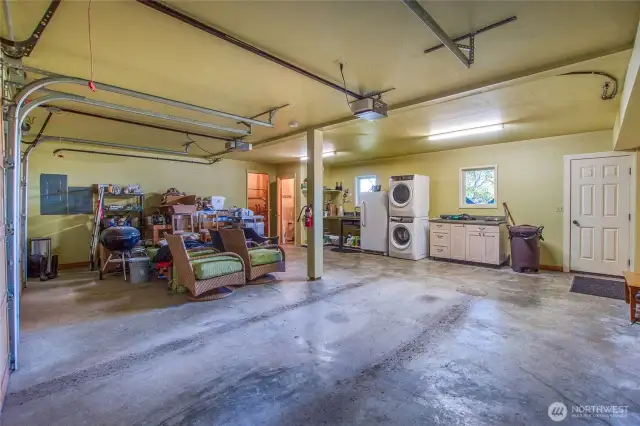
[306,129,323,279]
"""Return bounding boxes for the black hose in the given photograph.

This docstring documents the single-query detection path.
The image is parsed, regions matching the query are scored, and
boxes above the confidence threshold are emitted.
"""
[21,112,53,145]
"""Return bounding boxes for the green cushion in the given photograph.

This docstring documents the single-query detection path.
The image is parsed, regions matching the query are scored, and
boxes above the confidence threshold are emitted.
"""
[249,249,283,266]
[190,256,243,280]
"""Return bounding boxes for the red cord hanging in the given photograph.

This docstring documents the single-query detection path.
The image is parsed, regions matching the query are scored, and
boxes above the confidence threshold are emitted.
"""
[87,0,96,92]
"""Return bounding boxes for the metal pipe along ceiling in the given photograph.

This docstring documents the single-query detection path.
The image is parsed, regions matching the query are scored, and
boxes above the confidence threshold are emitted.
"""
[22,67,274,127]
[26,91,251,135]
[52,148,219,165]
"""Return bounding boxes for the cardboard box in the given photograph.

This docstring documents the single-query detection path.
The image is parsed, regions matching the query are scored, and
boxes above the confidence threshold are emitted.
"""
[168,205,197,214]
[163,195,197,205]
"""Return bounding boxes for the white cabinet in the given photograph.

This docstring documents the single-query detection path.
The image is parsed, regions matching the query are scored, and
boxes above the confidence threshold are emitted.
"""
[429,221,507,266]
[483,232,500,264]
[465,231,485,263]
[450,224,466,260]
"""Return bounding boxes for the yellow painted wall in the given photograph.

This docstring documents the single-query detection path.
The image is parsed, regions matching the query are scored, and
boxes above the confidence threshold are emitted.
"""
[28,144,275,264]
[323,130,620,267]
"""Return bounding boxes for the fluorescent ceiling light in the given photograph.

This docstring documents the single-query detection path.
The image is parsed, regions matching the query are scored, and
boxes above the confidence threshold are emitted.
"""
[300,151,336,161]
[428,124,504,141]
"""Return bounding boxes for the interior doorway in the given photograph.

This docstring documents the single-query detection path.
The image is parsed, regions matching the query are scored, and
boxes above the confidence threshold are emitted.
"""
[563,152,635,276]
[247,172,269,235]
[277,177,296,244]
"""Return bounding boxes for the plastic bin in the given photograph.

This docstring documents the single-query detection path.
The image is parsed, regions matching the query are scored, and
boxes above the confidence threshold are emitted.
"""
[508,225,544,273]
[129,257,150,283]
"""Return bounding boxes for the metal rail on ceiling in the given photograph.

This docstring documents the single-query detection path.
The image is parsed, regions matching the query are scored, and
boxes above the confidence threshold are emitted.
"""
[136,0,364,100]
[31,90,252,136]
[40,105,241,143]
[22,67,274,127]
[400,0,471,68]
[423,16,517,55]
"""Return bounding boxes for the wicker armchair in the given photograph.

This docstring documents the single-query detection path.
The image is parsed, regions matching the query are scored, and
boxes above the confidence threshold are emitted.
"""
[165,234,246,301]
[218,229,285,283]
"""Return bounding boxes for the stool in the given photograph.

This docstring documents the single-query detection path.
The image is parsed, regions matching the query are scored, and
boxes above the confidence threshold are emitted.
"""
[171,214,194,233]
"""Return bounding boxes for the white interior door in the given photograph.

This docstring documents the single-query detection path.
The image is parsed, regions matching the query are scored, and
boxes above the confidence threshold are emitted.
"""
[570,155,631,276]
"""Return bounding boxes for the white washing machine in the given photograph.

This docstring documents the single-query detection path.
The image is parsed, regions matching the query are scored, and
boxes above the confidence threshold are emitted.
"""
[389,174,430,218]
[388,216,429,260]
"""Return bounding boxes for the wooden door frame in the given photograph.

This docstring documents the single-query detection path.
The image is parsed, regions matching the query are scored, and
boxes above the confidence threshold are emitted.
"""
[562,151,637,273]
[246,170,270,234]
[277,176,295,243]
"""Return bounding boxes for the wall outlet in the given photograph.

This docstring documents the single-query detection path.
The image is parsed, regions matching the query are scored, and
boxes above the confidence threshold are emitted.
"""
[556,206,564,213]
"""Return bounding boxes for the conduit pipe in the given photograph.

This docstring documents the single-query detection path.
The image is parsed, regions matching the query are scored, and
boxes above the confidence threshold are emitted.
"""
[29,135,190,156]
[52,148,220,165]
[6,73,253,369]
[21,67,274,127]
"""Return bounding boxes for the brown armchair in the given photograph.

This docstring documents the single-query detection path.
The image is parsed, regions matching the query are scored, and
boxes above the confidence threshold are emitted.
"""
[218,229,285,283]
[165,234,246,301]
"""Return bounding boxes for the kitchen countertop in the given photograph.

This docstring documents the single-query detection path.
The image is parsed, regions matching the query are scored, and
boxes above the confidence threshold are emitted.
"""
[429,218,506,226]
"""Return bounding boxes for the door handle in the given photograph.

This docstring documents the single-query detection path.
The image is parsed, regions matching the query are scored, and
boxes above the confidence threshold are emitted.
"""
[361,201,366,227]
[572,220,580,227]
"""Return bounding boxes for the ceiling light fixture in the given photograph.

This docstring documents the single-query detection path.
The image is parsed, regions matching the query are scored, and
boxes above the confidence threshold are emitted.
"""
[288,120,299,128]
[300,151,336,161]
[428,124,504,141]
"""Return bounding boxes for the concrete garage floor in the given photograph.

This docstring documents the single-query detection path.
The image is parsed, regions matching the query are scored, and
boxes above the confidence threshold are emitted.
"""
[3,247,640,425]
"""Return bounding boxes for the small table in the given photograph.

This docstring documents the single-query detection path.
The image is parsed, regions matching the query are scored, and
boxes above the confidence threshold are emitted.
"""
[623,271,640,323]
[325,216,361,253]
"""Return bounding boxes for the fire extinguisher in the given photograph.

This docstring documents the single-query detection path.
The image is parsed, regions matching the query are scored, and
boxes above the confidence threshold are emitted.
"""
[297,205,313,228]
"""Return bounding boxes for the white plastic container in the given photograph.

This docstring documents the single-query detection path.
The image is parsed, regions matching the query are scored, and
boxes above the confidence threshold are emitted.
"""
[210,196,225,210]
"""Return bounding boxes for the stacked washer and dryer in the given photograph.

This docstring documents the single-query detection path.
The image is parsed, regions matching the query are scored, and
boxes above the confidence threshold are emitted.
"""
[388,175,431,260]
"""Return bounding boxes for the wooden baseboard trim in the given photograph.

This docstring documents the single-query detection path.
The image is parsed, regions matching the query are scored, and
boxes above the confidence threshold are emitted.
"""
[59,261,90,270]
[540,264,563,272]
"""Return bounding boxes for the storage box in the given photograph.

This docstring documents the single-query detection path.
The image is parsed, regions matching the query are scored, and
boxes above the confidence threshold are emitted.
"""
[163,195,197,205]
[210,196,225,210]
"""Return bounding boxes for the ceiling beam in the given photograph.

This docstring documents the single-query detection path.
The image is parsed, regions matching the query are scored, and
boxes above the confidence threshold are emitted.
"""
[400,0,470,68]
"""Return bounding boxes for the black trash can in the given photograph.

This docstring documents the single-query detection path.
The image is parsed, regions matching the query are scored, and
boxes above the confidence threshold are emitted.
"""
[508,225,544,273]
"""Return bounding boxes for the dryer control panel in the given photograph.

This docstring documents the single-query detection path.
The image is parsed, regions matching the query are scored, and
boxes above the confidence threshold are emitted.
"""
[390,175,415,181]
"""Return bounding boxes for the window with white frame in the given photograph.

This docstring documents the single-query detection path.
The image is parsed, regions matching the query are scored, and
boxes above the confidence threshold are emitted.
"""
[355,175,377,205]
[460,166,497,208]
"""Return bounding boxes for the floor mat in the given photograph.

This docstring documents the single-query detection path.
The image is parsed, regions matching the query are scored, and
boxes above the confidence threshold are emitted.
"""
[570,276,625,300]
